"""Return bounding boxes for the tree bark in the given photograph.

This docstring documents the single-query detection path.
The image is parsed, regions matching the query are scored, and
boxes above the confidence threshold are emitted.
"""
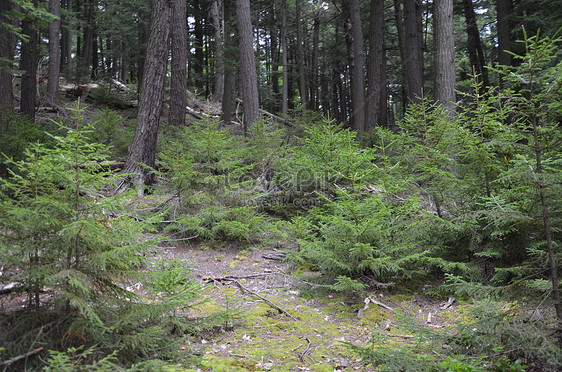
[211,0,224,102]
[47,0,61,106]
[0,0,15,116]
[393,0,408,116]
[463,0,489,88]
[496,0,512,88]
[434,0,456,114]
[344,0,366,132]
[496,0,512,67]
[136,8,149,95]
[80,0,94,81]
[366,0,388,129]
[193,0,205,92]
[168,0,188,126]
[20,0,39,122]
[123,0,171,189]
[221,0,234,124]
[403,0,424,103]
[310,7,320,110]
[295,0,307,110]
[61,0,72,80]
[281,0,289,116]
[236,0,260,133]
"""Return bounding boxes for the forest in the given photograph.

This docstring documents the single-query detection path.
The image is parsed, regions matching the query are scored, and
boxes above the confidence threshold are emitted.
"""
[0,0,561,370]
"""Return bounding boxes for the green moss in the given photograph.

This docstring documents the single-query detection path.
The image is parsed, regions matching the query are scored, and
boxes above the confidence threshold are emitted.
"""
[359,306,389,326]
[310,364,335,372]
[198,355,257,371]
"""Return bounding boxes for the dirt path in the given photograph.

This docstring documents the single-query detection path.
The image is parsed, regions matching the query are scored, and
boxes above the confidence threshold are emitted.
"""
[158,242,453,371]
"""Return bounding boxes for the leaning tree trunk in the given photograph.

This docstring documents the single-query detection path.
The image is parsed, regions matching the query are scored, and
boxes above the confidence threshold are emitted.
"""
[434,0,456,115]
[122,0,171,189]
[47,0,61,106]
[236,0,260,134]
[168,0,188,126]
[20,0,39,122]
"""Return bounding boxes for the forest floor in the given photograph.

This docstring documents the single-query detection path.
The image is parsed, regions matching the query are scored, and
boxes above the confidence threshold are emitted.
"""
[156,238,459,372]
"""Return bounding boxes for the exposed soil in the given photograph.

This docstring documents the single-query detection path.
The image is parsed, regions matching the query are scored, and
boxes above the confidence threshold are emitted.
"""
[156,240,456,372]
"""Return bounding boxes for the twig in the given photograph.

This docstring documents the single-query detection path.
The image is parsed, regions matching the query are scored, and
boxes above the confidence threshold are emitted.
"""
[160,235,199,242]
[298,337,312,363]
[386,334,415,339]
[1,348,44,370]
[231,279,298,321]
[273,270,332,288]
[291,343,304,352]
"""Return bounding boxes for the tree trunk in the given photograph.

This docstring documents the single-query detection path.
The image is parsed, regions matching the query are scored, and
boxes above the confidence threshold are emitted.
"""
[496,0,512,88]
[463,0,489,88]
[20,0,39,122]
[434,0,456,114]
[47,0,61,106]
[123,0,171,189]
[120,41,130,82]
[310,8,320,111]
[80,0,94,81]
[366,0,387,129]
[281,0,289,116]
[211,0,224,102]
[0,0,15,116]
[193,0,205,92]
[344,0,366,132]
[236,0,259,133]
[295,0,307,110]
[221,1,234,124]
[403,0,424,103]
[136,9,149,95]
[169,0,188,126]
[393,0,408,116]
[270,4,279,113]
[61,0,72,80]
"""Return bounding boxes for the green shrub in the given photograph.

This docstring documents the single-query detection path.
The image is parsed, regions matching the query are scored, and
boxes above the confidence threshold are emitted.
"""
[346,301,559,371]
[159,119,277,244]
[87,107,135,160]
[0,106,210,368]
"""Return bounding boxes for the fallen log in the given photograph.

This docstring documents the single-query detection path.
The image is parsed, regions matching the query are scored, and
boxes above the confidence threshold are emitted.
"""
[0,282,24,295]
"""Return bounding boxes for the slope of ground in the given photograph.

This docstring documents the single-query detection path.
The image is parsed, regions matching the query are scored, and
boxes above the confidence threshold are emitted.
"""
[157,241,458,371]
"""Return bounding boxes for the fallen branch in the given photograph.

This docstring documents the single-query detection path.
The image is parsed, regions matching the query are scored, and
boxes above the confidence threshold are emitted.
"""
[200,273,272,282]
[297,337,312,363]
[358,296,393,318]
[273,270,332,288]
[386,334,415,339]
[259,109,295,127]
[1,347,44,369]
[230,279,298,321]
[371,298,394,311]
[440,297,455,310]
[261,250,286,261]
